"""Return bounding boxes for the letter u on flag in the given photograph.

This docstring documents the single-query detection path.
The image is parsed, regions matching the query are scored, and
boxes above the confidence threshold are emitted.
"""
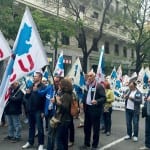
[0,7,48,120]
[0,31,11,61]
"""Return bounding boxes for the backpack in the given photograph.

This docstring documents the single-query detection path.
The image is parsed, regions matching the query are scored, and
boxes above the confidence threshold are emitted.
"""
[70,92,79,117]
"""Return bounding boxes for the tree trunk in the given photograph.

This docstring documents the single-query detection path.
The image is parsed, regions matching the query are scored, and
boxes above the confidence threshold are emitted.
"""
[82,52,88,73]
[135,46,142,73]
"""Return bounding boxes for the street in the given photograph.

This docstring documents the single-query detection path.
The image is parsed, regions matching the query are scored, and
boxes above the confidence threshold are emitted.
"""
[0,110,146,150]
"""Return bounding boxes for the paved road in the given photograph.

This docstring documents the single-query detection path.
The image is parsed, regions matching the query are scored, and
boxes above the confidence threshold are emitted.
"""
[0,110,146,150]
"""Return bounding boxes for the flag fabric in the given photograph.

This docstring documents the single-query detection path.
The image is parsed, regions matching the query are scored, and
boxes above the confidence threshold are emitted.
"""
[67,57,85,88]
[53,51,64,77]
[137,67,145,82]
[0,7,48,120]
[95,45,105,85]
[43,66,49,80]
[117,64,122,81]
[145,67,150,79]
[130,72,137,81]
[0,31,11,61]
[122,75,130,86]
[143,73,149,87]
[67,57,85,100]
[110,67,117,79]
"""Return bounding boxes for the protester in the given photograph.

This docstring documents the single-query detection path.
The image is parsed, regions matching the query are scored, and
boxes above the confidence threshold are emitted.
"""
[4,81,24,142]
[39,77,55,131]
[46,75,62,149]
[80,71,106,150]
[22,72,45,150]
[124,81,142,142]
[102,81,114,136]
[139,89,150,150]
[47,78,73,150]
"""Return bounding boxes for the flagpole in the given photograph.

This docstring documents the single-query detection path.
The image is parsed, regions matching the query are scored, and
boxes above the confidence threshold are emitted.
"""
[93,45,105,100]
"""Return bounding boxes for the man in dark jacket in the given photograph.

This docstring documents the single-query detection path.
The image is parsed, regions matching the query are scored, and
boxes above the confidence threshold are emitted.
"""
[140,90,150,150]
[80,71,106,150]
[4,81,24,142]
[22,72,45,150]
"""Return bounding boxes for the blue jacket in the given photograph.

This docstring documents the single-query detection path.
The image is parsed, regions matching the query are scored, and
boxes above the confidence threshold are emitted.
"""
[38,84,55,115]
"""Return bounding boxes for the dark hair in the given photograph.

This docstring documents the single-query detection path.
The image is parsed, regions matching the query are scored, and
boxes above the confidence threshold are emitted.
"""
[60,79,73,93]
[35,72,43,79]
[104,81,111,89]
[129,81,137,87]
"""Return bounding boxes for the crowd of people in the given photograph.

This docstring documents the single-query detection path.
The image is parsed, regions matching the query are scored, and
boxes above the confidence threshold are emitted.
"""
[0,70,150,150]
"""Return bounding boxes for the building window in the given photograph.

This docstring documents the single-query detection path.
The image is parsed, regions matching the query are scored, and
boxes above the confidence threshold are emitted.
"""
[91,12,99,19]
[61,33,70,45]
[79,5,85,13]
[63,55,72,76]
[105,41,109,54]
[131,49,134,58]
[114,44,119,56]
[123,47,127,57]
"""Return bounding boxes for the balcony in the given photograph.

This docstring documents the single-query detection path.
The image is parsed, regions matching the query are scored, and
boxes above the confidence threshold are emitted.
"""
[15,0,131,42]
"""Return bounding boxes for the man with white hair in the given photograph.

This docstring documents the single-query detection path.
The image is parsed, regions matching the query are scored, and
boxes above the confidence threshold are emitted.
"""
[80,70,106,150]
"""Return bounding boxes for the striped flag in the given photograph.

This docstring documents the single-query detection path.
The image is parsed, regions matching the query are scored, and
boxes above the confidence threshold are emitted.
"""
[0,7,48,120]
[0,31,11,61]
[53,51,64,77]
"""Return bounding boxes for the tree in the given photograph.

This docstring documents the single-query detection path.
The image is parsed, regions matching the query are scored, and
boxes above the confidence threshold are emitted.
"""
[116,0,150,73]
[0,1,22,40]
[63,0,112,73]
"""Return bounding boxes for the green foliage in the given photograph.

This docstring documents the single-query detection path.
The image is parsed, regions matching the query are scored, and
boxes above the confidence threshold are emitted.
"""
[0,1,76,46]
[32,9,76,45]
[0,3,22,40]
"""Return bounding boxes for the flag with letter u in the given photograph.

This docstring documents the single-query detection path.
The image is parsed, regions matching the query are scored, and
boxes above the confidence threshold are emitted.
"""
[0,7,48,120]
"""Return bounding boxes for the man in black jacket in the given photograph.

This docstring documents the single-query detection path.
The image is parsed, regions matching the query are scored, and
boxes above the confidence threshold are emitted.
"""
[80,71,106,150]
[22,72,45,150]
[4,81,24,142]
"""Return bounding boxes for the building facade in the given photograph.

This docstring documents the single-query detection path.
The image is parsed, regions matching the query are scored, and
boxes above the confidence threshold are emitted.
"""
[15,0,135,75]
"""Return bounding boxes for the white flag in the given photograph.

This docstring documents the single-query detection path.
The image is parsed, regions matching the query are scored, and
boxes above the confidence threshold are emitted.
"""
[53,51,64,77]
[67,57,85,87]
[0,31,11,61]
[0,7,48,120]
